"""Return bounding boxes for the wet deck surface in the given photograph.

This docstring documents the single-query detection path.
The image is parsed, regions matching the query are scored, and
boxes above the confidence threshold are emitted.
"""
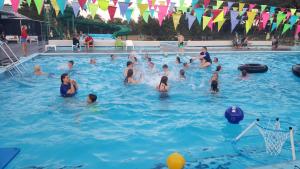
[248,160,300,169]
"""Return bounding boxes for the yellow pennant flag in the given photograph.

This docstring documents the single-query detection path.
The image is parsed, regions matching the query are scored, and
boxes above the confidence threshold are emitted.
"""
[213,11,224,23]
[172,12,182,30]
[251,9,258,13]
[218,19,226,31]
[246,11,257,33]
[203,16,211,30]
[232,7,238,11]
[216,1,223,9]
[98,0,109,11]
[138,4,148,16]
[50,0,60,16]
[291,9,296,16]
[239,3,245,12]
[88,3,98,19]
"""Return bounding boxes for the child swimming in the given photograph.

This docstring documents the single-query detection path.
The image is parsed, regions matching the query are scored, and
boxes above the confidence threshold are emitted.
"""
[157,76,169,92]
[124,69,141,84]
[87,94,97,104]
[179,69,186,80]
[211,80,219,93]
[34,65,45,76]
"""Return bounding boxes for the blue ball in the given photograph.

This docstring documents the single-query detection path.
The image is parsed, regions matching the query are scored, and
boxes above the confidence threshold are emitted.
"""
[225,106,244,124]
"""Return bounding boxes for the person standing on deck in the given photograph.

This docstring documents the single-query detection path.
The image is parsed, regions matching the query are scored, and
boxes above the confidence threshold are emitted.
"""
[20,25,28,56]
[177,33,185,53]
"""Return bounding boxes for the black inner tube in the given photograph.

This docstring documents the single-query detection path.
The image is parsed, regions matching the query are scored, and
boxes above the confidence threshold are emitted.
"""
[238,64,268,73]
[292,64,300,77]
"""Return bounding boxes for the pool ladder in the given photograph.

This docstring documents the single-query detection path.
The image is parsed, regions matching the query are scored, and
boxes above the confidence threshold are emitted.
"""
[0,41,26,77]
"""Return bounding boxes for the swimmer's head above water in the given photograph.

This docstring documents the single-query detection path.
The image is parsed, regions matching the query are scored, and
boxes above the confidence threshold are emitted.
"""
[127,61,133,68]
[68,60,74,69]
[87,94,97,104]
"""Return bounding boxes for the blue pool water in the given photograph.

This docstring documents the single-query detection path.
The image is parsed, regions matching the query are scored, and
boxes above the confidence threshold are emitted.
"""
[0,52,300,169]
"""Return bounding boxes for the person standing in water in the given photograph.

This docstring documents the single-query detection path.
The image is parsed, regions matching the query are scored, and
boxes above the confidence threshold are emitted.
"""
[124,69,141,84]
[157,76,169,92]
[60,73,78,97]
[177,33,184,53]
[20,25,28,56]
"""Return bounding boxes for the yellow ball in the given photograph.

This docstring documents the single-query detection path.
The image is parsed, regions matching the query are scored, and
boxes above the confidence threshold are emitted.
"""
[166,152,185,169]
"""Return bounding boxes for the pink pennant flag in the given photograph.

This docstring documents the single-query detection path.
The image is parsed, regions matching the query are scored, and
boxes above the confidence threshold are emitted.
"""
[295,24,300,35]
[286,11,291,20]
[261,12,270,30]
[158,12,164,26]
[223,6,228,15]
[280,8,286,12]
[11,0,20,12]
[249,4,256,11]
[212,9,221,21]
[158,5,168,17]
[148,0,152,9]
[208,18,213,31]
[112,0,118,6]
[78,0,87,8]
[166,0,170,6]
[204,0,210,8]
[108,6,116,21]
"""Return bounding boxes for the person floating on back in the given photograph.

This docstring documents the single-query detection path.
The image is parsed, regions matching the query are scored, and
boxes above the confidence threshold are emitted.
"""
[87,94,97,104]
[60,73,78,97]
[157,76,169,92]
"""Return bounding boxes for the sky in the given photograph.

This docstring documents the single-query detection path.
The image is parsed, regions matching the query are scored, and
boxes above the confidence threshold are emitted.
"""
[4,0,192,22]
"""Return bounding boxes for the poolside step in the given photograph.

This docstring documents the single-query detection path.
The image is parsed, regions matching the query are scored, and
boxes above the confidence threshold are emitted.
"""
[248,160,300,169]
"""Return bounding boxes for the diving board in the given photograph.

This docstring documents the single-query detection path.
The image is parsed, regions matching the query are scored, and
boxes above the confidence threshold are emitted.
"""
[248,160,300,169]
[0,148,20,169]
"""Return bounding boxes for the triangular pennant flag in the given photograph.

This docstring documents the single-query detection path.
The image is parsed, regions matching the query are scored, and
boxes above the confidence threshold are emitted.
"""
[125,8,133,23]
[232,7,238,11]
[11,0,20,12]
[213,11,224,23]
[280,8,286,12]
[150,8,155,18]
[271,23,277,32]
[50,0,60,16]
[187,13,196,30]
[143,10,150,23]
[168,2,175,15]
[26,0,31,7]
[295,24,300,35]
[261,5,267,12]
[72,1,80,16]
[238,3,245,12]
[34,0,43,15]
[277,12,286,26]
[249,4,256,11]
[216,1,223,9]
[137,0,142,4]
[286,11,291,20]
[282,24,291,35]
[203,16,211,30]
[166,0,171,6]
[191,0,198,7]
[291,9,296,16]
[223,6,228,15]
[261,12,270,30]
[185,12,190,20]
[239,8,247,16]
[98,0,109,11]
[0,0,3,9]
[172,12,182,30]
[118,2,129,17]
[158,5,168,17]
[227,1,234,9]
[270,6,276,15]
[290,15,298,27]
[108,6,117,21]
[194,8,204,24]
[78,0,87,8]
[245,11,256,33]
[203,0,210,8]
[57,0,67,14]
[212,9,222,20]
[138,4,148,16]
[218,19,226,31]
[158,12,164,26]
[208,19,213,31]
[112,0,117,6]
[230,10,239,32]
[88,3,98,19]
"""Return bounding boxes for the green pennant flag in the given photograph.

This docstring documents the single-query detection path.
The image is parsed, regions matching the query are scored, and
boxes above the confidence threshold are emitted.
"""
[27,0,31,6]
[212,6,218,10]
[138,3,148,16]
[137,0,142,4]
[216,1,223,9]
[277,12,286,26]
[282,24,291,35]
[34,0,43,15]
[270,17,274,23]
[98,0,109,11]
[261,5,267,12]
[88,3,98,19]
[291,8,296,15]
[143,10,150,23]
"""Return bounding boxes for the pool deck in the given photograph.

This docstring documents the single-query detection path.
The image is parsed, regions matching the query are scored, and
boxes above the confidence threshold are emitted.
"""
[248,160,300,169]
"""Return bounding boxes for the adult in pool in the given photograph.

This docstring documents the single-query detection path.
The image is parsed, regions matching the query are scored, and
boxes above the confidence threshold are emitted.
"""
[60,73,78,97]
[199,47,212,68]
[124,61,134,77]
[157,76,169,92]
[124,69,140,84]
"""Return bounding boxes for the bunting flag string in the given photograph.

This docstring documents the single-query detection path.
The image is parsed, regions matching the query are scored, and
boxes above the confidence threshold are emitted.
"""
[172,12,182,30]
[78,0,87,8]
[261,12,270,30]
[245,11,257,33]
[138,3,149,16]
[194,8,204,25]
[88,2,98,19]
[108,5,117,21]
[187,13,196,30]
[72,1,81,17]
[11,0,20,12]
[125,8,133,23]
[98,0,109,11]
[282,24,291,35]
[26,0,31,7]
[34,0,43,15]
[143,10,150,23]
[203,16,211,30]
[230,10,239,32]
[218,19,226,31]
[213,11,224,23]
[118,2,129,17]
[57,0,67,14]
[50,0,60,16]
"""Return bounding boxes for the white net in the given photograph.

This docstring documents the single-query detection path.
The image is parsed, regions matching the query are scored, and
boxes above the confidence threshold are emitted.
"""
[256,120,290,156]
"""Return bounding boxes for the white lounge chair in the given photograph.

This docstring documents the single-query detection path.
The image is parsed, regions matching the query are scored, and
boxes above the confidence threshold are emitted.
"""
[29,36,38,44]
[126,40,134,50]
[133,41,160,48]
[6,35,19,43]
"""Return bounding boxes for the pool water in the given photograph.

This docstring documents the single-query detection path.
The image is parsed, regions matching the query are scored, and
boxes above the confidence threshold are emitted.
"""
[0,52,300,169]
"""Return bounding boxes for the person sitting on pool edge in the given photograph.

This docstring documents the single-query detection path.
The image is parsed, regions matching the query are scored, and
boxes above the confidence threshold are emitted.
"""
[60,73,78,97]
[124,61,134,77]
[84,35,94,50]
[157,76,169,92]
[124,69,140,84]
[199,47,212,68]
[87,94,97,104]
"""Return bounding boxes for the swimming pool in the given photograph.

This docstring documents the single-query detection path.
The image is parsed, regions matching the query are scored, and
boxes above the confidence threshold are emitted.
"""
[0,51,300,169]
